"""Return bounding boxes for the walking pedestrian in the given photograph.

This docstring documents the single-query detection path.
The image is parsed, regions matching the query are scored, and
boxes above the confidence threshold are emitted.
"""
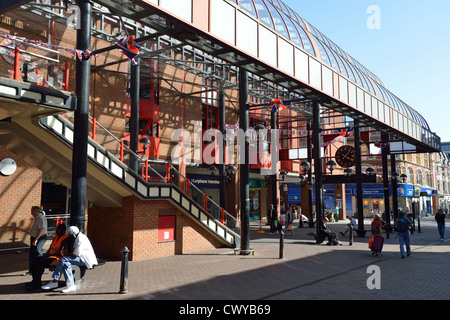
[286,206,294,235]
[268,204,278,234]
[435,209,445,241]
[340,215,356,237]
[369,214,384,256]
[27,206,48,276]
[396,211,412,259]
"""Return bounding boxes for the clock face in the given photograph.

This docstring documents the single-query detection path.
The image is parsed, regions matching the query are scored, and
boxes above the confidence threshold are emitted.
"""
[335,145,356,168]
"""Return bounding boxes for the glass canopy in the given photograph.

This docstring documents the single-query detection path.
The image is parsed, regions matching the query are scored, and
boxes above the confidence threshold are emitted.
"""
[233,0,430,131]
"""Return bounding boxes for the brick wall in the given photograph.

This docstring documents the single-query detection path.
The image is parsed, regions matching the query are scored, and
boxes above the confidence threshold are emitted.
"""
[0,146,42,249]
[88,196,225,261]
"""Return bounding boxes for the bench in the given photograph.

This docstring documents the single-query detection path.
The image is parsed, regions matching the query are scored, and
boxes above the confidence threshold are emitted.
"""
[47,258,106,288]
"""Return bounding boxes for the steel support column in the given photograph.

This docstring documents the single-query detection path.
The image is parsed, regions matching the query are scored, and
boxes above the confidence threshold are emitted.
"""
[381,133,391,235]
[70,0,92,232]
[129,57,140,173]
[391,155,399,222]
[312,102,324,236]
[271,110,278,210]
[354,120,365,236]
[239,68,251,254]
[219,89,226,210]
[307,120,313,226]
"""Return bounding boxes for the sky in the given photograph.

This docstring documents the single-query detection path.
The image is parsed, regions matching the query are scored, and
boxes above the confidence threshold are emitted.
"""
[282,0,450,143]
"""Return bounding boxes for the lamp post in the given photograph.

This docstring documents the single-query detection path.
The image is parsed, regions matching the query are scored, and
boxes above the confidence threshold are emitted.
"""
[326,160,336,175]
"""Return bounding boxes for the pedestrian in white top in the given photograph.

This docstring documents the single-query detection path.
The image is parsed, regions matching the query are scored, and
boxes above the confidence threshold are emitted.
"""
[41,226,97,293]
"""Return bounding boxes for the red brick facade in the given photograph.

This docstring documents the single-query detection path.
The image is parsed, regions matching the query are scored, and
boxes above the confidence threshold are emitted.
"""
[87,196,225,261]
[0,146,42,249]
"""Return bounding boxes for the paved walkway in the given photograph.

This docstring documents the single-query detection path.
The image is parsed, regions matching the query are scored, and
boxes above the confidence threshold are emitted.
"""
[1,216,449,304]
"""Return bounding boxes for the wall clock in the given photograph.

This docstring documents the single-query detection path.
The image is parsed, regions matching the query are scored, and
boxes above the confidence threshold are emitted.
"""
[335,145,356,168]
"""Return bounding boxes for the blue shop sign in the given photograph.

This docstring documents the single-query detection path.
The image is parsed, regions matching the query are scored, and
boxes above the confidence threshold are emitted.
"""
[287,184,389,203]
[187,174,220,189]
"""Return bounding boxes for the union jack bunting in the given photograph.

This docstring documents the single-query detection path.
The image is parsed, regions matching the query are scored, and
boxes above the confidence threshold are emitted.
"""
[374,141,390,148]
[116,35,144,66]
[338,126,354,137]
[268,98,292,113]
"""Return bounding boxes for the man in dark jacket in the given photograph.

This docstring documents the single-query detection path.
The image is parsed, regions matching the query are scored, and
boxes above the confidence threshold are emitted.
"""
[268,204,278,234]
[435,209,445,242]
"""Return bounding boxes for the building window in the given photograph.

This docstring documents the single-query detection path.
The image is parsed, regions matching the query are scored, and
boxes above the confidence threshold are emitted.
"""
[202,104,218,131]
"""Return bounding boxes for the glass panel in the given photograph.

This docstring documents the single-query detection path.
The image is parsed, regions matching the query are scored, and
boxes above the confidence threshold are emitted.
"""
[296,25,315,55]
[237,11,258,57]
[160,0,192,22]
[314,38,331,67]
[280,11,301,46]
[384,104,390,125]
[378,101,384,122]
[259,25,277,66]
[357,87,364,111]
[322,66,333,96]
[238,0,257,17]
[294,48,308,83]
[365,92,371,115]
[339,76,348,103]
[371,97,378,119]
[253,0,274,29]
[309,57,322,89]
[278,38,294,75]
[264,1,289,39]
[348,82,357,108]
[211,0,236,44]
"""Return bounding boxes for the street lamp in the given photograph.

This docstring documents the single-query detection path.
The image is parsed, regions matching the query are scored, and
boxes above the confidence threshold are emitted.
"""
[139,137,151,154]
[365,167,375,176]
[392,172,400,181]
[208,165,218,176]
[326,160,336,174]
[225,165,237,183]
[400,173,408,183]
[344,168,352,176]
[300,160,311,172]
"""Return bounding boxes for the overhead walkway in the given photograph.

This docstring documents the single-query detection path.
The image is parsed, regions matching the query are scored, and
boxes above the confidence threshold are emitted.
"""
[92,0,441,153]
[0,77,239,249]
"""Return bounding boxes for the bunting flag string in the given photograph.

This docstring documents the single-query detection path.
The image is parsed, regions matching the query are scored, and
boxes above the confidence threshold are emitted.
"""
[337,126,354,137]
[115,35,145,66]
[268,98,292,113]
[374,141,390,149]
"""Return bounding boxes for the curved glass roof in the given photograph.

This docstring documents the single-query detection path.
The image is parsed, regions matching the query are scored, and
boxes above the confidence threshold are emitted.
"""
[233,0,430,130]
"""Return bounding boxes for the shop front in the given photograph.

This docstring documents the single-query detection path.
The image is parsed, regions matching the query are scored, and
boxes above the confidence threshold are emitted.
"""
[287,184,388,218]
[249,178,267,221]
[187,174,221,219]
[397,184,436,216]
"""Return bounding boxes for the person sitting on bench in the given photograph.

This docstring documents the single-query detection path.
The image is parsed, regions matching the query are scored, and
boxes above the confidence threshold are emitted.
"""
[318,218,342,245]
[41,226,97,293]
[25,223,69,291]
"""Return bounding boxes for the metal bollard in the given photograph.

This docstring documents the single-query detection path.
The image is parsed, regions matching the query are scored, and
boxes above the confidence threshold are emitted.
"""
[119,246,130,294]
[349,224,354,246]
[279,231,284,259]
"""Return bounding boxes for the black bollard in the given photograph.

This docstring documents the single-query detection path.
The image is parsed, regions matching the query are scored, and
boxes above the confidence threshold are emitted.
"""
[119,246,130,294]
[279,231,284,259]
[349,224,353,246]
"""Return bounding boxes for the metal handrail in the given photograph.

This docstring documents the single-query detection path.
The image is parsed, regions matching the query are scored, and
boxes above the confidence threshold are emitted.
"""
[68,114,239,227]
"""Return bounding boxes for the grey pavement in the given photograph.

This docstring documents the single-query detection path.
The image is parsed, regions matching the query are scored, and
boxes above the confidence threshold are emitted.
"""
[1,216,449,304]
